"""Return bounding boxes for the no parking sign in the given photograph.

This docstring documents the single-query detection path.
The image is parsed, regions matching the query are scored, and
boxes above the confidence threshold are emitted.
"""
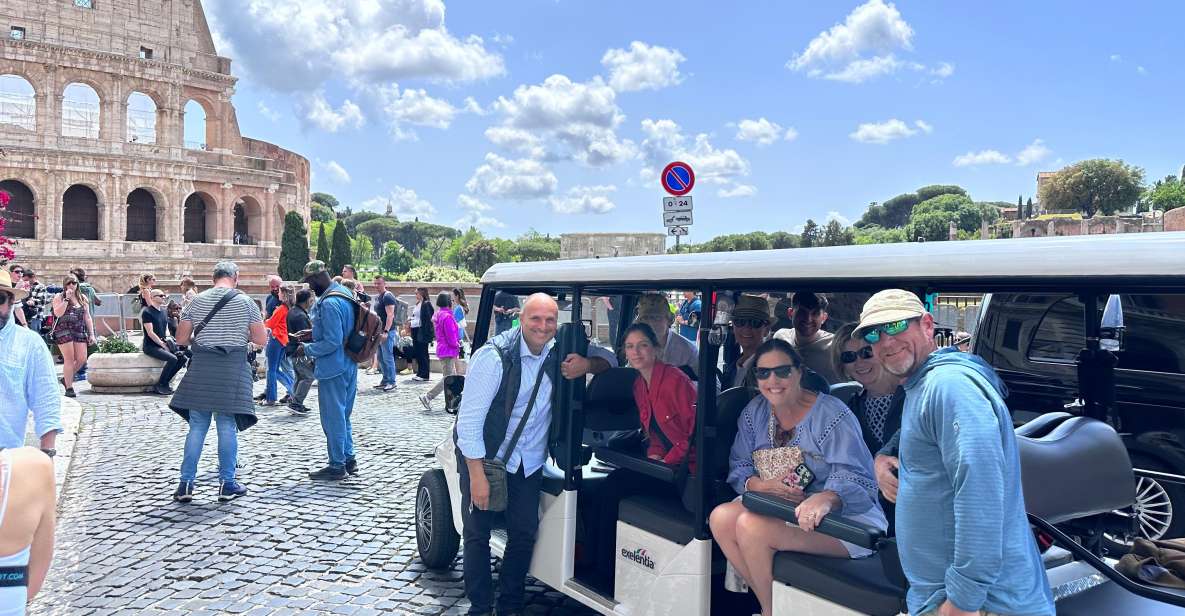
[660,161,695,196]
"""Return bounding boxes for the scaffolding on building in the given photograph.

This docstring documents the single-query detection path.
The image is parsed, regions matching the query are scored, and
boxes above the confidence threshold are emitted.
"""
[61,99,100,138]
[126,107,156,143]
[0,91,35,131]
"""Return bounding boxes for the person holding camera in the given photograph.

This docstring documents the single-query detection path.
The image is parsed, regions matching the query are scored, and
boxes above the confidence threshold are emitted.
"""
[141,289,187,396]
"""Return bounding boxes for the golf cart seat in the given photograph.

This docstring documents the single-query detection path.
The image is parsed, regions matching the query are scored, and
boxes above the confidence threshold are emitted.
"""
[1015,411,1073,439]
[583,368,641,447]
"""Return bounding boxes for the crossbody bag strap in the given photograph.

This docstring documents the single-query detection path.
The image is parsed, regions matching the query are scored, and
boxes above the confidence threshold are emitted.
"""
[499,346,555,465]
[192,289,241,338]
[649,411,674,451]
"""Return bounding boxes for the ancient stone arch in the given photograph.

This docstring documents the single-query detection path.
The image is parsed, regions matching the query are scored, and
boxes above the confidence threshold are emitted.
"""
[0,178,37,238]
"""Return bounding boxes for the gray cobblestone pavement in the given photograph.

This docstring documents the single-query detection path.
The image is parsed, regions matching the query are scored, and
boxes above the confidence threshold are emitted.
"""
[31,370,595,616]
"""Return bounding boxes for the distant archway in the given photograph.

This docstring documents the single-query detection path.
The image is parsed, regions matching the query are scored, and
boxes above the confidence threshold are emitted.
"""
[62,83,100,139]
[183,192,211,243]
[183,99,208,150]
[126,188,158,241]
[0,75,36,131]
[62,184,99,240]
[126,92,158,144]
[0,179,35,238]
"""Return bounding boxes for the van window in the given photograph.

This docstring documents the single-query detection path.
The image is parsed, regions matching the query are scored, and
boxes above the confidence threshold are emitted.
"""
[1028,296,1084,363]
[1115,294,1185,375]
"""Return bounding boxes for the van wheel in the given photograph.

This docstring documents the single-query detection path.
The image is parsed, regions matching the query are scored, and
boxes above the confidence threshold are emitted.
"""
[1105,456,1185,554]
[416,469,460,569]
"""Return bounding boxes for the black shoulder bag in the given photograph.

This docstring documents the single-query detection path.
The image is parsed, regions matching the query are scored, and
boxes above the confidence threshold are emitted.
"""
[481,349,552,512]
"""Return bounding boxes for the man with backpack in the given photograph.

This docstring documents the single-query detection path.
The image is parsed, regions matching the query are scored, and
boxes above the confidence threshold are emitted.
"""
[299,260,359,481]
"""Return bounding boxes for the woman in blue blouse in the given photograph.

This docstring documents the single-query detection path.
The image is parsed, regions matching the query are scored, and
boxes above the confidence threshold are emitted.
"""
[709,338,886,616]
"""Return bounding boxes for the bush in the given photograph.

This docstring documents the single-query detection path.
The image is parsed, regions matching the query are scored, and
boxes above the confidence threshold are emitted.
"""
[96,336,138,354]
[400,265,480,283]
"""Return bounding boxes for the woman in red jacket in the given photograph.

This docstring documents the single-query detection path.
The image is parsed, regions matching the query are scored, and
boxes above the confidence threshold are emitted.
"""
[589,322,697,592]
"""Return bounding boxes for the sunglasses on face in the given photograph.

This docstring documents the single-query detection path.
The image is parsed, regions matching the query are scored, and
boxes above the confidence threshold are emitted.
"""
[10,271,21,277]
[732,318,767,329]
[861,318,916,344]
[841,346,875,364]
[754,364,797,380]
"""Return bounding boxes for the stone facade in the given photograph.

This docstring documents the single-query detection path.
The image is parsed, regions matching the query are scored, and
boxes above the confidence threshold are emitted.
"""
[0,0,309,292]
[1166,208,1185,232]
[559,232,667,260]
[1011,214,1164,238]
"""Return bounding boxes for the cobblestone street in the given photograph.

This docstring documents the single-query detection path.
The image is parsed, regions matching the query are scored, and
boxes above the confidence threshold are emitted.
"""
[31,370,595,616]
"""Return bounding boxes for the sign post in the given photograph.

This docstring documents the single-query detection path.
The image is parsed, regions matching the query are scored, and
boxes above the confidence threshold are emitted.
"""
[660,161,695,252]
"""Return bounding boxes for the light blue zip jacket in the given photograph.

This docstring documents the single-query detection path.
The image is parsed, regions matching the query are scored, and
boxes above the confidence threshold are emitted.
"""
[896,347,1054,615]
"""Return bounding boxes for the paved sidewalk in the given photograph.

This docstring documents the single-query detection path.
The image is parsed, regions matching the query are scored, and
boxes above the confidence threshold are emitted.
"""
[31,370,594,616]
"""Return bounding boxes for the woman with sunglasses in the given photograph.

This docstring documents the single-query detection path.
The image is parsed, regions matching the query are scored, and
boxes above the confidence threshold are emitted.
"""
[50,275,94,398]
[831,322,905,462]
[709,338,885,616]
[141,290,187,395]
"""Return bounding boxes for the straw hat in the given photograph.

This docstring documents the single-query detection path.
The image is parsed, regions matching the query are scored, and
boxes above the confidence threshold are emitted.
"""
[0,269,27,302]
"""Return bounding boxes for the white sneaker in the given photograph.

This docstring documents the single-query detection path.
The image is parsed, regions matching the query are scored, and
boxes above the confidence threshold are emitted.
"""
[419,394,432,411]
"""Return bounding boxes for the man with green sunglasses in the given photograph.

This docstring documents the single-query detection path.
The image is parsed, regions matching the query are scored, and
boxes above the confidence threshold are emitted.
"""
[856,289,1054,616]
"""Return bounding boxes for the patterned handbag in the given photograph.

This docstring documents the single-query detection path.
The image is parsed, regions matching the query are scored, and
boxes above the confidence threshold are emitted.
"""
[752,446,805,481]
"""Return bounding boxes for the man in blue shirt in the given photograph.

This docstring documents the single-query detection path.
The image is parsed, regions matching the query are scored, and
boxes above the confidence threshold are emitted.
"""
[454,293,558,616]
[859,289,1054,616]
[0,268,61,456]
[675,290,701,343]
[300,261,358,481]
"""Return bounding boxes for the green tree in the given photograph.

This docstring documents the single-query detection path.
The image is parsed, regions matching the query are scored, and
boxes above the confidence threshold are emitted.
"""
[1143,175,1185,212]
[800,219,820,248]
[1038,159,1145,217]
[311,202,335,223]
[769,231,798,249]
[401,265,480,283]
[853,225,908,245]
[351,235,375,265]
[821,220,854,246]
[1025,197,1034,218]
[511,237,561,262]
[378,241,414,275]
[277,211,310,281]
[915,184,968,202]
[356,218,402,254]
[343,211,385,235]
[329,222,352,275]
[314,223,330,261]
[460,239,498,276]
[906,194,987,241]
[311,192,340,211]
[879,193,921,228]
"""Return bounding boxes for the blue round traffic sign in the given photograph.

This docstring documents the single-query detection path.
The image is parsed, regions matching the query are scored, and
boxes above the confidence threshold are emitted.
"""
[661,161,695,196]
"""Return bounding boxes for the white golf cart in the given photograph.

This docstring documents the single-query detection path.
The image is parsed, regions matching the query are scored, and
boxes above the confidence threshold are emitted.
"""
[416,231,1185,615]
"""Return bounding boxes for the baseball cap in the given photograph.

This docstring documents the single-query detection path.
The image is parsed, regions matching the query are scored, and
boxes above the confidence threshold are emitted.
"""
[854,289,927,337]
[302,260,328,281]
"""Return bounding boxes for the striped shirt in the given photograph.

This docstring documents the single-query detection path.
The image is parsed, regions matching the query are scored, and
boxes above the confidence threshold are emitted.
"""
[180,287,262,347]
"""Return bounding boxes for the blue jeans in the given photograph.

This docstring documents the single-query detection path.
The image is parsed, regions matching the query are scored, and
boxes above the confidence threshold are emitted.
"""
[265,336,294,401]
[458,455,543,615]
[280,353,295,384]
[180,411,238,482]
[376,332,398,385]
[318,368,358,467]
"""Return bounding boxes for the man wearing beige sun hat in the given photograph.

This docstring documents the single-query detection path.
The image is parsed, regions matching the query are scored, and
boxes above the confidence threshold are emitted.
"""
[0,267,63,453]
[633,292,699,378]
[856,289,1054,616]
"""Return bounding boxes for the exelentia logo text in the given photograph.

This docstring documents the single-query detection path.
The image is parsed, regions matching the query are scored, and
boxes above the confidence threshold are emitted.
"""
[620,547,655,570]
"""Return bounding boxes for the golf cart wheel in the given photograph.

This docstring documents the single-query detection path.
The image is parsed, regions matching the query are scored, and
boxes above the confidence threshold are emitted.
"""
[1105,456,1185,554]
[416,469,460,569]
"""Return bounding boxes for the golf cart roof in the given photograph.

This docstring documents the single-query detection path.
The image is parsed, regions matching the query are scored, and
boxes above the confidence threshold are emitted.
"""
[481,232,1185,293]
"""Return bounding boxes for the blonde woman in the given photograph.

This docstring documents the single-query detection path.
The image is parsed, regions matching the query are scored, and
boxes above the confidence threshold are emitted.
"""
[51,275,95,398]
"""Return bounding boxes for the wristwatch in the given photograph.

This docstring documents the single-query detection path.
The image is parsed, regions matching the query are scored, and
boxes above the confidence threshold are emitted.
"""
[41,448,56,458]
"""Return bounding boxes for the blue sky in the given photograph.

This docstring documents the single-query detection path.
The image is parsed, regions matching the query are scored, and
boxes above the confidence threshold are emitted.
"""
[201,0,1185,242]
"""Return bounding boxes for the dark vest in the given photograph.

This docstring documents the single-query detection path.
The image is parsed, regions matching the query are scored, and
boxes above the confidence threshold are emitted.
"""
[458,328,558,460]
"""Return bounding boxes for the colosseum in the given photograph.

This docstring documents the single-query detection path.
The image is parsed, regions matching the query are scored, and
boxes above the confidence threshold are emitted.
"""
[0,0,309,292]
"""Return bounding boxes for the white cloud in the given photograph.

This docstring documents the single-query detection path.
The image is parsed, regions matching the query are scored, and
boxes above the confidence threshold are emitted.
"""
[204,0,504,92]
[1110,54,1122,62]
[952,149,1012,167]
[484,127,546,159]
[848,118,929,144]
[549,185,617,214]
[1015,139,1052,166]
[734,117,796,146]
[718,184,757,198]
[257,101,281,122]
[640,118,751,187]
[300,92,365,132]
[491,74,635,166]
[463,96,486,115]
[492,33,515,46]
[455,194,505,228]
[465,153,558,200]
[601,41,687,92]
[361,185,437,219]
[373,85,457,140]
[1137,65,1148,75]
[786,0,950,84]
[825,210,852,226]
[325,160,351,183]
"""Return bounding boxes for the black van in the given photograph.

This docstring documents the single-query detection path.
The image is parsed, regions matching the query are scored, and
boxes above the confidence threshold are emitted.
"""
[974,292,1185,543]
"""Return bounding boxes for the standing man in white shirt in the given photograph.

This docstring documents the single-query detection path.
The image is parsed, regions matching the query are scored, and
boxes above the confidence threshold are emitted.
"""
[0,268,61,457]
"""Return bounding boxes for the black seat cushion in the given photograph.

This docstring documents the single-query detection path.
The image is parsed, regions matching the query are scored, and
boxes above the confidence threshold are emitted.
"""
[772,551,906,616]
[1056,579,1185,615]
[618,493,697,545]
